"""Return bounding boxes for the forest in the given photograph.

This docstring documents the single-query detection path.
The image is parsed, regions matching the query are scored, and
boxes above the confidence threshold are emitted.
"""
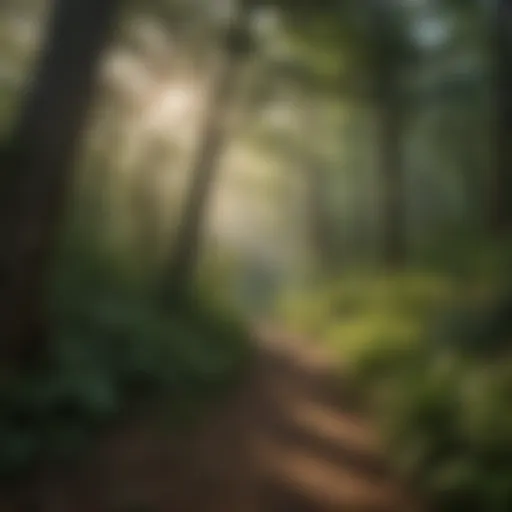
[0,0,511,511]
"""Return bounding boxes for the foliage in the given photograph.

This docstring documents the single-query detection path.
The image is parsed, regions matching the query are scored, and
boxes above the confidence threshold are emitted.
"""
[276,243,512,511]
[0,224,252,481]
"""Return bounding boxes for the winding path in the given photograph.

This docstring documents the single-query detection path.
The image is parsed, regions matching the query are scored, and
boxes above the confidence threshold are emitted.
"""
[3,326,422,511]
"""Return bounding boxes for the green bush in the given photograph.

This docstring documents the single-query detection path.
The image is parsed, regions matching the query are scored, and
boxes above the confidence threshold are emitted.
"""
[371,356,512,511]
[0,229,251,480]
[276,251,512,511]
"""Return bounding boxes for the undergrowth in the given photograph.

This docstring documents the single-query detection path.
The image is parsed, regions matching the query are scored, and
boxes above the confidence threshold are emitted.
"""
[0,225,252,481]
[277,240,512,511]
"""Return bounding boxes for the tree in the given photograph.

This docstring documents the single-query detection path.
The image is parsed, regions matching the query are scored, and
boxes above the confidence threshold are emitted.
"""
[272,0,413,268]
[375,59,406,268]
[0,0,120,365]
[163,0,255,296]
[296,86,336,274]
[368,0,412,268]
[492,0,512,233]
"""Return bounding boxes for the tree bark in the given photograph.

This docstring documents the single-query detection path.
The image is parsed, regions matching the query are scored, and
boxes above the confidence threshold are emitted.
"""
[0,0,120,364]
[163,2,253,297]
[491,0,512,233]
[305,163,332,270]
[300,98,333,273]
[378,83,406,268]
[368,0,407,269]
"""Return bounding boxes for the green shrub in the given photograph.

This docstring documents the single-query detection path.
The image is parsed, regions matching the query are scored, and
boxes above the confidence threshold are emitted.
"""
[374,357,512,511]
[0,229,251,480]
[276,253,512,511]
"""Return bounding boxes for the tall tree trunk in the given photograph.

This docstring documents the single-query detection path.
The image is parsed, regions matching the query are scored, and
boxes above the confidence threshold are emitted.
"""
[369,0,406,269]
[378,83,406,268]
[491,0,512,233]
[305,163,332,270]
[0,0,120,364]
[300,97,333,273]
[163,1,253,297]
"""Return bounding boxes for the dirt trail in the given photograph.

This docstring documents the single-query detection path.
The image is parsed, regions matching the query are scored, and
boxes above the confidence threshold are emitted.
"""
[2,326,421,512]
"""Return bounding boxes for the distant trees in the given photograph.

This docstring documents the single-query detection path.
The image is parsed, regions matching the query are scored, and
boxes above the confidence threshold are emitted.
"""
[278,0,411,268]
[0,0,120,364]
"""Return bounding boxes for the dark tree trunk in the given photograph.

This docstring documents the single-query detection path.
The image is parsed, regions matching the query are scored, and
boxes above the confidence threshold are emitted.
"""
[369,0,407,269]
[164,3,253,297]
[378,84,406,268]
[491,0,512,233]
[0,0,120,365]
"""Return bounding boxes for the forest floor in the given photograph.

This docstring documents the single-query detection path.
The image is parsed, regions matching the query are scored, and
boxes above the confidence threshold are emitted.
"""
[2,325,423,512]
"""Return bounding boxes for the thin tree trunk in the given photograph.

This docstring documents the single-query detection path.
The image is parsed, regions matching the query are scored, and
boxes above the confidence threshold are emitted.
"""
[300,98,333,272]
[369,0,406,268]
[379,85,406,268]
[491,0,512,233]
[0,0,120,364]
[163,2,253,297]
[305,163,332,269]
